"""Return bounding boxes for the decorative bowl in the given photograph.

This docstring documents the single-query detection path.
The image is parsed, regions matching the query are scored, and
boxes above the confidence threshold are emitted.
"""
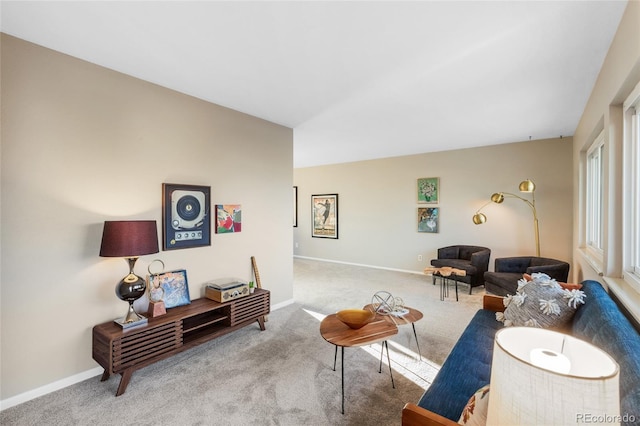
[336,309,376,329]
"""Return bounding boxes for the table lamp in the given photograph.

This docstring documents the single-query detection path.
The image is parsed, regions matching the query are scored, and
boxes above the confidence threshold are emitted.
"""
[487,327,620,425]
[100,220,159,325]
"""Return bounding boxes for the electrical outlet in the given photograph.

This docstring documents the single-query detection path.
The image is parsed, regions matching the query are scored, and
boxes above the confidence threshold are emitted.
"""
[295,242,299,248]
[418,255,423,262]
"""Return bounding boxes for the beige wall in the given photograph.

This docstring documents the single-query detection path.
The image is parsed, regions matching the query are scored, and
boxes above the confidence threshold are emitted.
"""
[571,2,640,318]
[573,0,640,280]
[0,34,293,400]
[294,137,573,272]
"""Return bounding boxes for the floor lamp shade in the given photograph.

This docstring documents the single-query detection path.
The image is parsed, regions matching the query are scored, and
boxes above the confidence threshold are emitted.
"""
[487,327,619,425]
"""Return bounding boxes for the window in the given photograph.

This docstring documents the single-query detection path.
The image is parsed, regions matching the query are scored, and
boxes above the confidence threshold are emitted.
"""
[586,131,605,257]
[623,83,640,290]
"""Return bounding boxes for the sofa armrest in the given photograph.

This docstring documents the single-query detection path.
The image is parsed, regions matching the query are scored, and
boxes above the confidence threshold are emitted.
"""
[483,295,505,312]
[470,250,490,269]
[402,403,459,426]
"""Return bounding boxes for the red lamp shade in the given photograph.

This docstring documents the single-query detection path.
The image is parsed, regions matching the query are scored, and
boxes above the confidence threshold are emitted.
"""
[100,220,159,258]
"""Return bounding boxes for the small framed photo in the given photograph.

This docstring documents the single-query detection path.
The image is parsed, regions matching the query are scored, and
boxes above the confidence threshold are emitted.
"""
[162,183,211,250]
[418,177,439,204]
[293,186,298,227]
[418,207,439,233]
[215,204,242,233]
[147,269,190,309]
[312,194,338,239]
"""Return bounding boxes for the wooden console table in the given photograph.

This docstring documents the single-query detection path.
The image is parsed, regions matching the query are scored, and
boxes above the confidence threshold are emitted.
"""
[92,288,270,396]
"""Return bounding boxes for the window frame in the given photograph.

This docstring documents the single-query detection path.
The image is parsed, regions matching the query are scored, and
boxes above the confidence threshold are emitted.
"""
[585,130,605,261]
[623,83,640,291]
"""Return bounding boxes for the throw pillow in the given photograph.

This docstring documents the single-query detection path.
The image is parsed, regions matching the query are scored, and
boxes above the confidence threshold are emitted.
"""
[458,384,489,426]
[524,273,583,290]
[559,282,583,291]
[496,273,586,329]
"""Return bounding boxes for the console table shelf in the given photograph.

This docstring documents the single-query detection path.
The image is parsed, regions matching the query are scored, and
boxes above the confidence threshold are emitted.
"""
[93,288,270,396]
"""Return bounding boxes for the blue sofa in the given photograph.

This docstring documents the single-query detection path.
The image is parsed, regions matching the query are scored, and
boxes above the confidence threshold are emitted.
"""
[402,280,640,426]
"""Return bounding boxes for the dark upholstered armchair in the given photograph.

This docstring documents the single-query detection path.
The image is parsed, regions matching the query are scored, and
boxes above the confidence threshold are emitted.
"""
[484,256,570,296]
[430,245,491,294]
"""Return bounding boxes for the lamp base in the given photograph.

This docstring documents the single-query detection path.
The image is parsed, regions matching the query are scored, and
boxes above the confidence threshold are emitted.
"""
[114,316,148,329]
[114,301,148,328]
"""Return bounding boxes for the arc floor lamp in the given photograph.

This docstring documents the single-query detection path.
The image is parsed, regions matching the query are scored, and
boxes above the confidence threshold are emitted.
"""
[472,179,540,256]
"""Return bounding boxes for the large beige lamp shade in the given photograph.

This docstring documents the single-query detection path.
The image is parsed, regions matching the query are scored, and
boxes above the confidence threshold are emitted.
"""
[487,327,620,425]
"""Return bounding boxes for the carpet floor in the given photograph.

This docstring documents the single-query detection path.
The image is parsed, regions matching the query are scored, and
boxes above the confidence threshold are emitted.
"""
[0,258,485,425]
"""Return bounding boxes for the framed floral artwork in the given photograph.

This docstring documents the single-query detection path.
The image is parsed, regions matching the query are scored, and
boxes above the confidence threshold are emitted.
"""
[312,194,338,238]
[417,177,439,204]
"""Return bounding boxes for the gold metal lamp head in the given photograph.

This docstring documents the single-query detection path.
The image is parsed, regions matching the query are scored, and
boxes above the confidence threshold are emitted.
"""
[472,212,487,225]
[491,193,505,203]
[519,179,536,193]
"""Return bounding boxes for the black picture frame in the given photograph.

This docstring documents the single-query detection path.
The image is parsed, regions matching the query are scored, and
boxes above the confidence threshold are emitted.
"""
[293,186,298,227]
[162,183,211,250]
[312,193,338,239]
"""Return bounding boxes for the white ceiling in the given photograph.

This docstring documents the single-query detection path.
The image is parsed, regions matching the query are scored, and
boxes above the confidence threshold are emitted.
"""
[1,1,628,167]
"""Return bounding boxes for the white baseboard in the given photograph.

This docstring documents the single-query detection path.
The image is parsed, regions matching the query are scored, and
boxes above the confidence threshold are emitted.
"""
[294,255,425,275]
[0,298,295,411]
[272,298,295,310]
[0,367,103,411]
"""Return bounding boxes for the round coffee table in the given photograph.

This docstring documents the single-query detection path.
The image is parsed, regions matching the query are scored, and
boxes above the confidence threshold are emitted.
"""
[363,304,423,360]
[320,313,397,414]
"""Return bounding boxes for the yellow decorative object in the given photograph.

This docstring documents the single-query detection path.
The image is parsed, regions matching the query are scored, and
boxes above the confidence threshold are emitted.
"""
[336,309,376,329]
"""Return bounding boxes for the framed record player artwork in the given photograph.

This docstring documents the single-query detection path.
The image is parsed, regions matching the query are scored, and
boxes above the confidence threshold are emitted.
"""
[162,183,211,250]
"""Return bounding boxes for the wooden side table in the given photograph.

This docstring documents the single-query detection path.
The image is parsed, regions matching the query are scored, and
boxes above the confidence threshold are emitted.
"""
[424,266,466,301]
[319,314,398,414]
[363,304,424,360]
